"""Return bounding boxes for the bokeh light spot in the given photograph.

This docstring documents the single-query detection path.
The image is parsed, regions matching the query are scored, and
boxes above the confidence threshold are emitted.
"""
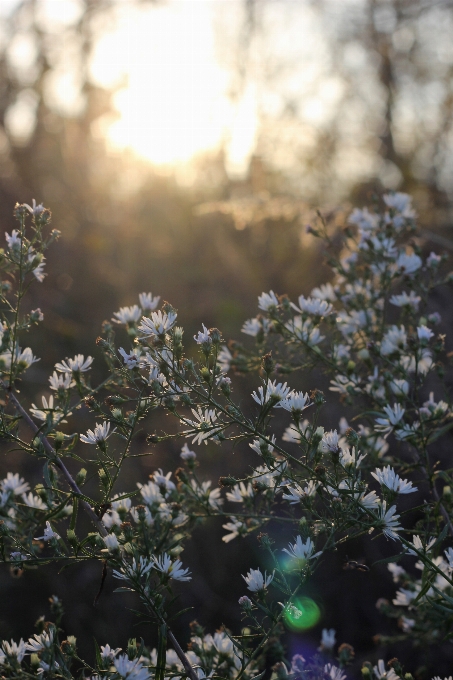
[283,597,320,632]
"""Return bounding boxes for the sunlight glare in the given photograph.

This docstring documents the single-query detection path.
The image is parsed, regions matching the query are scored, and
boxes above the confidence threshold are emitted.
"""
[91,2,257,173]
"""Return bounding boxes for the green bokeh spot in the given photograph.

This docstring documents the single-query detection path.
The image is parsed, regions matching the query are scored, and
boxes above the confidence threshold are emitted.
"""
[283,597,321,632]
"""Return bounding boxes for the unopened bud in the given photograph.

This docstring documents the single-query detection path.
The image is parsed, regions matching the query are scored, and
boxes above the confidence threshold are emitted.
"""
[261,352,274,375]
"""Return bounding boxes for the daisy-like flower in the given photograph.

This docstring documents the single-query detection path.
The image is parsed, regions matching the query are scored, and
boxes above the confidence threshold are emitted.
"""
[318,628,336,652]
[118,347,141,369]
[113,305,141,325]
[282,536,321,567]
[24,199,45,217]
[80,421,114,445]
[320,430,341,454]
[22,492,46,510]
[16,347,39,369]
[282,481,318,504]
[373,659,400,680]
[375,502,401,541]
[25,630,54,653]
[291,296,333,316]
[396,252,422,275]
[49,371,73,392]
[380,325,407,356]
[180,443,196,461]
[55,354,93,373]
[406,534,436,556]
[194,324,212,345]
[138,310,177,336]
[137,481,164,506]
[34,521,60,541]
[242,567,274,592]
[242,318,262,336]
[339,446,366,469]
[226,482,254,503]
[217,345,233,372]
[1,639,26,662]
[444,547,453,569]
[5,229,22,249]
[139,292,160,311]
[258,290,279,311]
[277,391,312,416]
[30,395,68,425]
[183,408,222,445]
[324,664,346,680]
[113,556,154,581]
[358,490,380,509]
[375,404,405,435]
[371,466,417,494]
[251,379,291,406]
[222,518,246,543]
[389,290,421,310]
[103,534,120,552]
[153,553,192,581]
[1,472,29,496]
[114,654,151,680]
[417,325,434,342]
[30,257,46,282]
[100,644,122,660]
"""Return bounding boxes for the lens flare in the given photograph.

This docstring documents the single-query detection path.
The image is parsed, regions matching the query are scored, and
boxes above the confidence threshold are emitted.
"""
[283,597,320,632]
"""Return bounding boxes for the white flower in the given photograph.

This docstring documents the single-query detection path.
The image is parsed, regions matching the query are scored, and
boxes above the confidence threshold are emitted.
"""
[286,315,324,346]
[100,644,122,660]
[375,502,401,541]
[226,482,254,503]
[389,291,420,310]
[137,481,164,506]
[30,395,68,425]
[103,534,120,552]
[277,391,311,415]
[102,509,122,528]
[118,347,141,369]
[358,490,380,509]
[375,404,405,435]
[282,481,318,504]
[383,192,413,214]
[16,347,39,368]
[1,473,29,496]
[282,536,321,566]
[444,547,453,569]
[242,567,274,592]
[251,379,291,406]
[1,639,26,662]
[22,492,46,510]
[324,664,346,680]
[426,251,442,267]
[282,425,303,443]
[48,370,74,390]
[35,521,60,541]
[406,534,436,556]
[113,556,154,581]
[258,290,279,311]
[149,469,175,495]
[25,630,54,653]
[222,518,245,542]
[311,283,336,301]
[153,553,192,581]
[318,628,336,652]
[5,229,22,249]
[190,479,223,509]
[139,292,160,310]
[291,295,333,316]
[80,421,114,445]
[55,354,93,373]
[388,563,406,582]
[194,324,212,345]
[217,345,233,371]
[24,199,45,216]
[113,305,141,325]
[114,654,151,680]
[339,446,366,468]
[396,252,422,274]
[417,325,434,342]
[321,430,341,455]
[371,466,417,494]
[380,325,406,356]
[349,206,379,231]
[183,408,222,445]
[389,379,409,397]
[180,443,196,460]
[138,310,177,336]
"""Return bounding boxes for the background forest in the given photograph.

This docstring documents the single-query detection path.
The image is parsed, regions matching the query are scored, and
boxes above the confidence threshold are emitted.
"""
[1,0,453,674]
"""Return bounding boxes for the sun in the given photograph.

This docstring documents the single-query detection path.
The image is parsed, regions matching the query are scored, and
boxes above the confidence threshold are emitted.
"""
[90,1,257,174]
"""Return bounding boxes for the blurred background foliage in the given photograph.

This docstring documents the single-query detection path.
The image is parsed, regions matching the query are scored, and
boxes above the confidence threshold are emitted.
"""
[1,0,453,675]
